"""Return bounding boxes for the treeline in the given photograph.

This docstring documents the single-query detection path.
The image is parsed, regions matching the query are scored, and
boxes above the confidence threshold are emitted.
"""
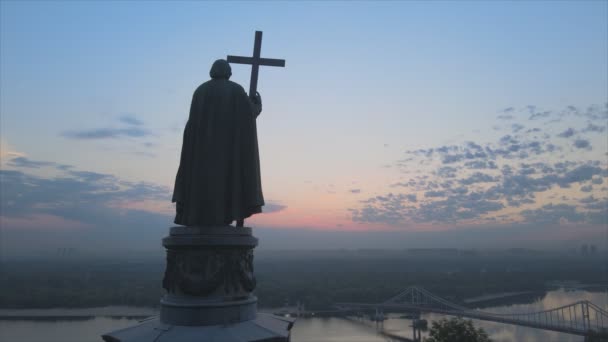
[255,253,605,309]
[0,259,164,308]
[0,253,605,310]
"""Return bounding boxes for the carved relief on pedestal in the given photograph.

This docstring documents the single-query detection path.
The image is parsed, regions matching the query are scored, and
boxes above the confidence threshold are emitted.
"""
[162,247,256,297]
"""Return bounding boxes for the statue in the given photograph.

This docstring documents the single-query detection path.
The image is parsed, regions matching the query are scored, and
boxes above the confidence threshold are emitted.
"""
[173,31,285,228]
[172,59,264,227]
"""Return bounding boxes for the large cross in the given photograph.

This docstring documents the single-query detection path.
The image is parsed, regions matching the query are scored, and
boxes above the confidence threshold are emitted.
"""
[227,31,285,99]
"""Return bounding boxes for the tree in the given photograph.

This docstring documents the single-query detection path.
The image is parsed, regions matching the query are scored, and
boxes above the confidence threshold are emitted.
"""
[424,317,492,342]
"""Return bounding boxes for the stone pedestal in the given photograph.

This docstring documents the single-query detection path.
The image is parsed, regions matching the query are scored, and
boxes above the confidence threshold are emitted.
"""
[102,226,294,342]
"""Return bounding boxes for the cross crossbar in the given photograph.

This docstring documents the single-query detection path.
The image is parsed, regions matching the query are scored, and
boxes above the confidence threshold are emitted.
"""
[226,56,286,68]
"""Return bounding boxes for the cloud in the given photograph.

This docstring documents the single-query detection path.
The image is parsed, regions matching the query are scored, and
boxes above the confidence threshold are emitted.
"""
[0,167,170,222]
[410,192,506,223]
[573,139,591,150]
[62,114,152,140]
[0,149,177,249]
[424,190,446,198]
[0,139,23,161]
[391,180,415,188]
[6,156,73,170]
[1,155,287,233]
[442,154,464,164]
[578,197,607,224]
[56,164,74,171]
[7,156,57,169]
[557,128,576,138]
[464,160,498,170]
[439,139,557,162]
[349,189,361,194]
[579,195,597,204]
[353,103,607,227]
[436,166,458,178]
[497,108,514,120]
[520,204,586,224]
[62,127,151,140]
[354,190,505,225]
[119,114,144,126]
[559,164,603,185]
[263,202,287,214]
[520,200,606,225]
[459,172,498,185]
[582,123,606,133]
[580,103,608,120]
[352,193,411,225]
[68,170,116,182]
[512,124,524,133]
[528,110,552,120]
[520,103,608,123]
[580,197,608,211]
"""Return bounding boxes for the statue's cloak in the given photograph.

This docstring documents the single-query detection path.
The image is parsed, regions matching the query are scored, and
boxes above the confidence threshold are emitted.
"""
[172,68,263,226]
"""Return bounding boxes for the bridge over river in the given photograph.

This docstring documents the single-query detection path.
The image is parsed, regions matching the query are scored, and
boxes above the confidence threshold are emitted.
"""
[336,286,608,340]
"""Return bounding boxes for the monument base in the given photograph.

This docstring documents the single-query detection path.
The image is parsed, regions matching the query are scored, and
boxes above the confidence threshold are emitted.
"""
[159,294,257,326]
[102,226,295,341]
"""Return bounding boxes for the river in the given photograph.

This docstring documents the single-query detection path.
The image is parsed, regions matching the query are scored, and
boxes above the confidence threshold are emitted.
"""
[1,289,606,342]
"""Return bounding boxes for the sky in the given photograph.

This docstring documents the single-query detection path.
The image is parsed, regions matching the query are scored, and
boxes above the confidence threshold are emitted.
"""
[1,1,607,256]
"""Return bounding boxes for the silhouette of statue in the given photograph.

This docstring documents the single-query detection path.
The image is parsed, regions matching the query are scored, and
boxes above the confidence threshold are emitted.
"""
[172,59,264,227]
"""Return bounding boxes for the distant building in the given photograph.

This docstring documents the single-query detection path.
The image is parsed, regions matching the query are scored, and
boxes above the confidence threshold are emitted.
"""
[460,249,478,257]
[590,244,597,256]
[506,248,542,255]
[406,248,460,256]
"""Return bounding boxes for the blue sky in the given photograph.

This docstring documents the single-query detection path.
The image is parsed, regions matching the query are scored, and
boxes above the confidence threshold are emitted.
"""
[1,1,607,256]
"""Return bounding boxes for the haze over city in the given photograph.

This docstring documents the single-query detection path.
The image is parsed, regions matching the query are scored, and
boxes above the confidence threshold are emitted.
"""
[1,1,607,257]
